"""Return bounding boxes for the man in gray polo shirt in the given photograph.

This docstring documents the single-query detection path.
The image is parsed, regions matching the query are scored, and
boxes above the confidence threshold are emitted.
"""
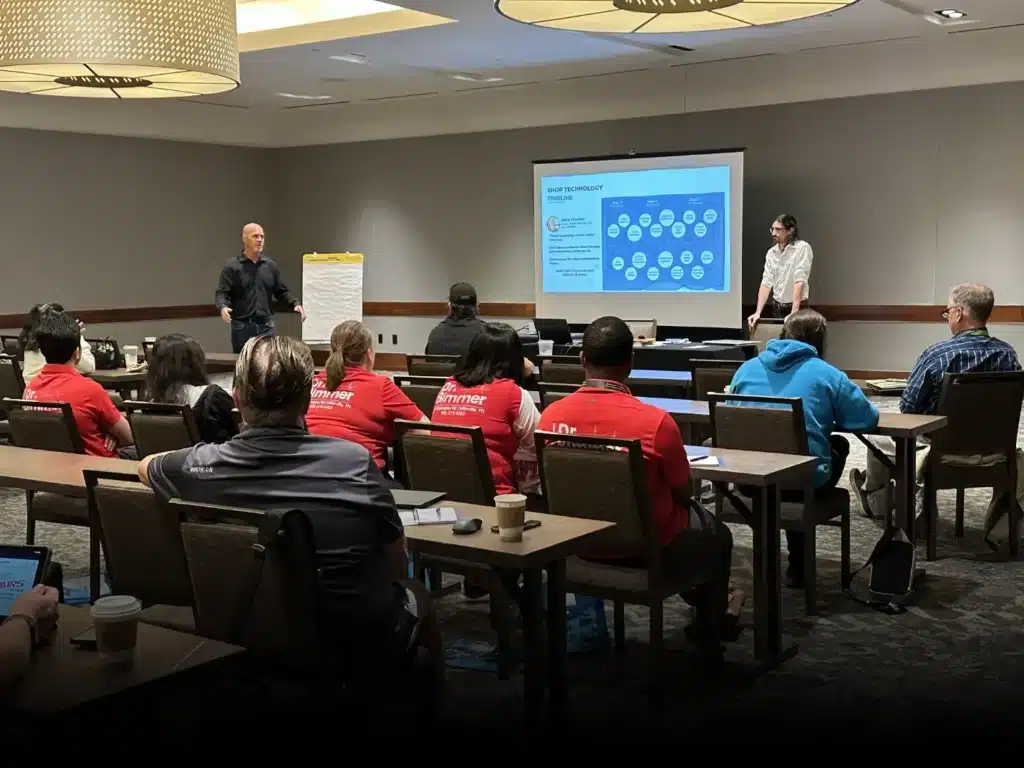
[138,335,443,708]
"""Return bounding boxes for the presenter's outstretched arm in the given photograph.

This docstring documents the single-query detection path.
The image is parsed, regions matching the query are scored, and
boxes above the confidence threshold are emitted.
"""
[216,265,234,323]
[748,285,771,329]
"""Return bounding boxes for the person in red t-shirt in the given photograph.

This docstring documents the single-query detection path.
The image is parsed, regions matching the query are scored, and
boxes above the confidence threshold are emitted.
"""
[538,315,743,644]
[306,321,426,485]
[22,309,133,458]
[431,322,540,499]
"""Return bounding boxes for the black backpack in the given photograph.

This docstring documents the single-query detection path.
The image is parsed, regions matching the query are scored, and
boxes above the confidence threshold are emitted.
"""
[90,338,123,370]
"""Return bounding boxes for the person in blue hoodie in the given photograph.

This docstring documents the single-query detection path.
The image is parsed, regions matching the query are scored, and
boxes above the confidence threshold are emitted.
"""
[729,309,879,587]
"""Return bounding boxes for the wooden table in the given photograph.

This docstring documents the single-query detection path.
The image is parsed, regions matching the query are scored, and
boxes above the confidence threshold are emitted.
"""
[89,368,148,400]
[7,604,242,716]
[686,446,817,666]
[641,396,948,546]
[403,501,613,726]
[630,369,692,384]
[0,445,138,497]
[204,352,238,373]
[855,413,948,543]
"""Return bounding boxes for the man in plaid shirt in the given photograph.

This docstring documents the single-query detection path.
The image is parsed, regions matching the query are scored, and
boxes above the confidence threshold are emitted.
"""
[851,283,1021,518]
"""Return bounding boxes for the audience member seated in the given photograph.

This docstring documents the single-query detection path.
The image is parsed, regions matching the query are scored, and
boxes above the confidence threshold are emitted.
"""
[306,320,426,486]
[432,322,541,499]
[23,310,133,458]
[148,333,238,444]
[851,283,1022,518]
[138,336,443,708]
[728,309,879,587]
[424,282,485,357]
[19,303,95,383]
[0,584,59,694]
[537,316,743,642]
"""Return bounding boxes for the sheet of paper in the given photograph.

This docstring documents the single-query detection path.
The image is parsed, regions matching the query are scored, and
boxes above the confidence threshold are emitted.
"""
[399,507,459,526]
[301,253,364,345]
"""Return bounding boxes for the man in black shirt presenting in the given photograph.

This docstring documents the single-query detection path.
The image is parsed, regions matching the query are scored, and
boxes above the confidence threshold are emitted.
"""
[216,222,305,353]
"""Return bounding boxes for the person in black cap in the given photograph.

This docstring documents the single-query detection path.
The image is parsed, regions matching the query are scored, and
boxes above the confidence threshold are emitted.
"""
[425,282,486,357]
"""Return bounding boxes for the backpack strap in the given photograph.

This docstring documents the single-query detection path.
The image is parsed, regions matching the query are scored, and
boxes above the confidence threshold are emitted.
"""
[843,524,911,615]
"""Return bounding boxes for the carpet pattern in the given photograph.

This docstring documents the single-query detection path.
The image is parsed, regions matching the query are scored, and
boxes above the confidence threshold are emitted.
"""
[3,394,1023,736]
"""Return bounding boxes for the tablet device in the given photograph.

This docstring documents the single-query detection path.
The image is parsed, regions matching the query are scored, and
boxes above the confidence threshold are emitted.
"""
[0,545,51,619]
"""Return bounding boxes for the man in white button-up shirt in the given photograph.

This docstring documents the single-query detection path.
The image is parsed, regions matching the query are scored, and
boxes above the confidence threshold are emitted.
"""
[747,214,814,330]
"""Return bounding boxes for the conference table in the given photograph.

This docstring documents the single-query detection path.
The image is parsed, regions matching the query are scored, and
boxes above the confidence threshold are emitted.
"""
[530,341,753,371]
[640,396,948,545]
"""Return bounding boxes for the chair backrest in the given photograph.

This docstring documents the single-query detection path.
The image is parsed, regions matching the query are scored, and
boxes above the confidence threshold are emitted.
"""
[689,358,743,401]
[539,355,585,385]
[535,431,658,564]
[395,420,496,504]
[0,337,22,362]
[931,371,1024,456]
[748,318,784,350]
[396,382,442,416]
[83,470,193,608]
[2,398,84,453]
[141,339,155,363]
[172,500,322,668]
[537,381,579,410]
[707,392,809,455]
[0,355,26,406]
[625,319,657,340]
[231,408,244,429]
[405,354,458,378]
[122,401,201,458]
[393,375,448,387]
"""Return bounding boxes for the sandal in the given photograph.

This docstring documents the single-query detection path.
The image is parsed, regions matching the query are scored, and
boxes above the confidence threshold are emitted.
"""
[685,588,746,643]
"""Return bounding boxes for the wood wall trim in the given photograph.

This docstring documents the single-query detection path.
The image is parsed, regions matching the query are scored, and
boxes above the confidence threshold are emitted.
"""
[3,302,1022,329]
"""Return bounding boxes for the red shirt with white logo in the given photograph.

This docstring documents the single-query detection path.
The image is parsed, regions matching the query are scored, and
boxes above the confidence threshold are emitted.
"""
[23,364,123,458]
[306,367,424,470]
[537,383,690,548]
[431,377,539,496]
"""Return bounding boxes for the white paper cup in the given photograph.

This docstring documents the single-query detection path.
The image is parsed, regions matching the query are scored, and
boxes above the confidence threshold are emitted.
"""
[495,493,527,542]
[538,340,554,356]
[90,595,142,663]
[123,345,139,368]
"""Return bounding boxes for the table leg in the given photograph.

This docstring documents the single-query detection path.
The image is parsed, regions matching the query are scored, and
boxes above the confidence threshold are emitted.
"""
[545,558,568,724]
[894,437,916,538]
[520,567,546,727]
[751,483,796,666]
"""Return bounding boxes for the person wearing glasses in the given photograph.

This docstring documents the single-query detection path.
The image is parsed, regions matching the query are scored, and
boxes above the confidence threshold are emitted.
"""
[747,214,813,330]
[851,283,1021,519]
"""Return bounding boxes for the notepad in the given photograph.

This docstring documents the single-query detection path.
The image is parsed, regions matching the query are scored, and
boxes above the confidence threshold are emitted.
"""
[691,455,721,466]
[399,507,459,526]
[865,378,908,392]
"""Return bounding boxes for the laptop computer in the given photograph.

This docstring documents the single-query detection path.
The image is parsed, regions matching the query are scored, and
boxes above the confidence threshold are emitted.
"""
[533,318,573,346]
[391,489,448,509]
[0,545,51,618]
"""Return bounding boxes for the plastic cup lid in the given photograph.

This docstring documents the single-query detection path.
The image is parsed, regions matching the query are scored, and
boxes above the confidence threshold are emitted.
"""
[90,595,142,619]
[494,493,527,505]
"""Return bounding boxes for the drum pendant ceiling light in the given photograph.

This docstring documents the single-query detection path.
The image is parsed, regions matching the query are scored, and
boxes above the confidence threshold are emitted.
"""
[495,0,859,34]
[0,0,240,99]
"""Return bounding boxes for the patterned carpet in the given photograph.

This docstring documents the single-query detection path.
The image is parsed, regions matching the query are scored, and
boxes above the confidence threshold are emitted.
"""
[3,394,1023,741]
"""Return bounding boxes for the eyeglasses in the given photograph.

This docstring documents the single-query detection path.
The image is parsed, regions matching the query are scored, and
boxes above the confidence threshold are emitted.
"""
[941,305,962,320]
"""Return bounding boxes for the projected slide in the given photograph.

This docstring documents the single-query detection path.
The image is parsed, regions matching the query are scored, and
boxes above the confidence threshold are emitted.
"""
[541,165,730,294]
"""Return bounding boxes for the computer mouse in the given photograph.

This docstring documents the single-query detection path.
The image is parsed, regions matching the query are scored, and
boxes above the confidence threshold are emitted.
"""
[452,517,483,535]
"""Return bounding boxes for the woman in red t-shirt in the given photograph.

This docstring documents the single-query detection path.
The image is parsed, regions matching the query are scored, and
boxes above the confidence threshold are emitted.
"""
[431,322,540,497]
[306,320,426,483]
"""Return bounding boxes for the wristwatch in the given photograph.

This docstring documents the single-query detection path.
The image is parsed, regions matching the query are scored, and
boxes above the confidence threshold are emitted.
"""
[3,613,38,645]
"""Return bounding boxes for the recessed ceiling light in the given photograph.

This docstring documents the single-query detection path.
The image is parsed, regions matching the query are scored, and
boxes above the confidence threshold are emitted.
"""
[330,53,369,64]
[450,73,504,83]
[277,92,332,100]
[936,9,966,19]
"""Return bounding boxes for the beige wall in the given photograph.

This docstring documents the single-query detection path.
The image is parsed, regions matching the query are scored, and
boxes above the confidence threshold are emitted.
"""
[270,81,1024,370]
[0,128,270,352]
[3,81,1024,370]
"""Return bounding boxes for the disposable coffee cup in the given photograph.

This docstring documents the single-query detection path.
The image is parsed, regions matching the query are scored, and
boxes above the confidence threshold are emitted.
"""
[494,493,527,542]
[90,595,142,663]
[123,345,139,368]
[538,340,554,356]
